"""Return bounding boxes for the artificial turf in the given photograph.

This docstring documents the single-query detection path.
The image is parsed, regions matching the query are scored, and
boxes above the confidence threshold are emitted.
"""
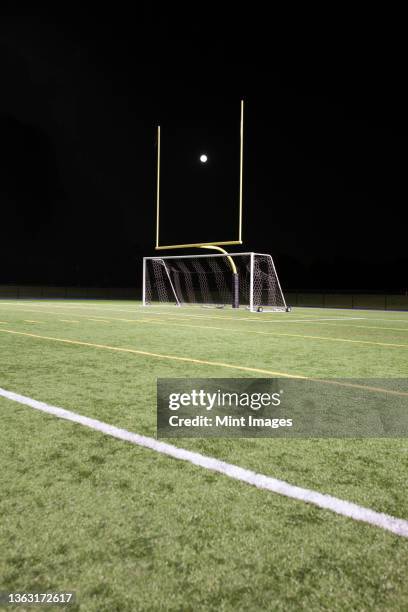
[0,300,408,611]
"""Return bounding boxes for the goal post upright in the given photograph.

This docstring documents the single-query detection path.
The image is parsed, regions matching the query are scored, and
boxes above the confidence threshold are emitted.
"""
[239,99,243,244]
[145,99,289,313]
[142,257,147,306]
[155,100,244,252]
[249,251,254,312]
[155,125,160,250]
[269,254,288,311]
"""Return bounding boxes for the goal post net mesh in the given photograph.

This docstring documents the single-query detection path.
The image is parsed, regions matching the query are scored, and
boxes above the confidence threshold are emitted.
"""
[143,253,287,312]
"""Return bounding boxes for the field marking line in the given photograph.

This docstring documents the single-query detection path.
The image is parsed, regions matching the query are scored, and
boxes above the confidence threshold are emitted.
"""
[4,300,408,328]
[0,306,224,327]
[23,320,42,323]
[368,319,408,324]
[1,299,408,321]
[3,304,406,346]
[0,301,373,323]
[0,306,98,319]
[1,386,408,538]
[130,316,408,351]
[347,325,408,333]
[87,318,110,323]
[145,311,368,324]
[1,305,407,348]
[123,318,408,350]
[0,304,369,326]
[0,327,298,378]
[1,327,407,398]
[59,320,80,323]
[3,300,408,325]
[285,322,408,333]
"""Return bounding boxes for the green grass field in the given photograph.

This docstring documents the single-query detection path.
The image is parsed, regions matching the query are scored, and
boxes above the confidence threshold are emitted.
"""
[1,299,408,611]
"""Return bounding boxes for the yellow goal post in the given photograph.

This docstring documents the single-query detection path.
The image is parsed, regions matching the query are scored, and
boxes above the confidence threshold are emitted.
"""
[155,100,244,251]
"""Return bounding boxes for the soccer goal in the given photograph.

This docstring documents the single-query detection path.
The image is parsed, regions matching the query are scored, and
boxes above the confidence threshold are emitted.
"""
[142,252,288,312]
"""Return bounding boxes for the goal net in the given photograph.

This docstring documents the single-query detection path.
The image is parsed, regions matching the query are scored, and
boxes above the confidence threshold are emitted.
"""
[143,252,288,312]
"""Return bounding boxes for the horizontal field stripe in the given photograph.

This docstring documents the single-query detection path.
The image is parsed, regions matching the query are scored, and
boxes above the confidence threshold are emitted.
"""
[345,325,408,333]
[1,328,407,398]
[131,318,408,349]
[59,320,80,323]
[1,386,408,538]
[0,300,369,324]
[0,304,404,348]
[0,327,297,378]
[87,318,111,323]
[1,301,408,323]
[146,311,368,324]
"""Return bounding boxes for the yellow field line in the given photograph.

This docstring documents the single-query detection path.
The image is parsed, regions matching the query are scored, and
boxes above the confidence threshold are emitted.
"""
[122,318,408,349]
[304,320,408,333]
[1,327,408,398]
[2,300,408,324]
[22,312,404,349]
[24,320,42,323]
[0,302,408,332]
[59,320,80,323]
[87,318,110,323]
[1,304,407,348]
[0,327,297,378]
[145,310,360,324]
[0,303,273,322]
[0,301,377,323]
[2,301,408,328]
[0,307,87,318]
[147,311,408,329]
[347,325,408,333]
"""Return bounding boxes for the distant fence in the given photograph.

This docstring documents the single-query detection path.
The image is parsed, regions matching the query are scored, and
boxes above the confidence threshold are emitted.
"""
[0,286,407,311]
[285,292,408,311]
[0,286,138,300]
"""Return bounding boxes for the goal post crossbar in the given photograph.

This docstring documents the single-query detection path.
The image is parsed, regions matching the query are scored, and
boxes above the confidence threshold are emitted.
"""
[143,252,274,261]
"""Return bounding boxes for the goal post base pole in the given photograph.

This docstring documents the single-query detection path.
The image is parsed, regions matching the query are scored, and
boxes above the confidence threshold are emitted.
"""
[232,273,239,308]
[198,245,239,309]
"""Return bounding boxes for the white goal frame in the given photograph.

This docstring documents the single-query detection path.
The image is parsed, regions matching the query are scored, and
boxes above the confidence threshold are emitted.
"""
[142,252,288,312]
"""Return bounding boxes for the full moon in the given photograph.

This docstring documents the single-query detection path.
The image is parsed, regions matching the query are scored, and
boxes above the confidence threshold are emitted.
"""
[200,154,208,163]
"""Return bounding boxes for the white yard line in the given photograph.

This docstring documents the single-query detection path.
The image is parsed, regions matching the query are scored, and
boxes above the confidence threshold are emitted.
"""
[2,301,408,333]
[1,386,408,539]
[146,311,368,324]
[0,302,370,323]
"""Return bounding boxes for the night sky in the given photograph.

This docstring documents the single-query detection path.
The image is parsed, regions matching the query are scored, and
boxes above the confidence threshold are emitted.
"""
[0,9,404,292]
